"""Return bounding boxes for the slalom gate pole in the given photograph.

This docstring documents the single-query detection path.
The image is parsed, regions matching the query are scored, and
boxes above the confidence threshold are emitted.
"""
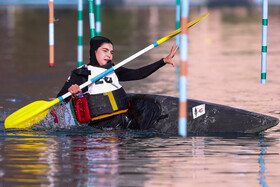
[176,0,181,46]
[261,0,268,84]
[88,0,95,38]
[179,0,189,137]
[175,0,181,91]
[77,0,83,67]
[49,0,54,67]
[95,0,101,36]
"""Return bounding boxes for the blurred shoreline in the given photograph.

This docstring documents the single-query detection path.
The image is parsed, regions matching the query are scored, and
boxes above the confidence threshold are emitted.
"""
[1,0,280,6]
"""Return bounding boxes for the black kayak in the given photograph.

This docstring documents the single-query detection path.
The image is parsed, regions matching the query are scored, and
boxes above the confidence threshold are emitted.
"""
[127,93,279,135]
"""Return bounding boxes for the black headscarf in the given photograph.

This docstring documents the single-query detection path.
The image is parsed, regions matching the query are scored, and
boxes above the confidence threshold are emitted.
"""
[89,36,113,67]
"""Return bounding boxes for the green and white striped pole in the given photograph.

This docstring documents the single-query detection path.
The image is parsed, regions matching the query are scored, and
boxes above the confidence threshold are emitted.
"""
[261,0,268,84]
[95,0,101,36]
[88,0,95,38]
[77,0,83,67]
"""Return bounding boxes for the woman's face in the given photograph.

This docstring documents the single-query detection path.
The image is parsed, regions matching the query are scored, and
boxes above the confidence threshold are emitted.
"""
[95,43,114,66]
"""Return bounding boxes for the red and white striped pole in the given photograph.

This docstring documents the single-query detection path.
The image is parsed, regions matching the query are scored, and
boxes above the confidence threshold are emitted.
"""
[49,0,54,67]
[179,0,189,137]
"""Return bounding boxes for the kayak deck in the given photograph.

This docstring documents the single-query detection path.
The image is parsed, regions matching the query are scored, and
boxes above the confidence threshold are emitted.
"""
[128,94,279,135]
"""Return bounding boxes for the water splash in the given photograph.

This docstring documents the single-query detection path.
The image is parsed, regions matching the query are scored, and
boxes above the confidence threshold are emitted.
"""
[35,102,79,129]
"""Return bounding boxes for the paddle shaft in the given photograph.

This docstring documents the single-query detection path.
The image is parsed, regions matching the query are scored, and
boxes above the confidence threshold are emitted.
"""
[59,13,209,102]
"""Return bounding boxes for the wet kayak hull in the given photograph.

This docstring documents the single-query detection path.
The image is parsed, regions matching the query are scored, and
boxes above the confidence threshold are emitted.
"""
[128,94,279,135]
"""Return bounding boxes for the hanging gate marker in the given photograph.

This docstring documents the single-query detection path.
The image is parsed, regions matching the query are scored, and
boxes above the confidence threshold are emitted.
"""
[179,0,189,137]
[77,0,83,67]
[49,0,54,67]
[88,0,95,38]
[261,0,268,84]
[95,0,101,36]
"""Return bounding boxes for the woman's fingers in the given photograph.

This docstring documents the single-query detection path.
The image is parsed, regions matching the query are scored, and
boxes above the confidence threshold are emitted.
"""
[163,43,178,67]
[68,84,82,94]
[171,44,179,57]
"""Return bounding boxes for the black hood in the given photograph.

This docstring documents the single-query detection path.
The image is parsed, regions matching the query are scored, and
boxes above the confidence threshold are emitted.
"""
[89,36,113,67]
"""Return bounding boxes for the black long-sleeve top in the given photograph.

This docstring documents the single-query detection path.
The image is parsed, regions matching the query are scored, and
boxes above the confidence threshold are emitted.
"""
[57,59,166,98]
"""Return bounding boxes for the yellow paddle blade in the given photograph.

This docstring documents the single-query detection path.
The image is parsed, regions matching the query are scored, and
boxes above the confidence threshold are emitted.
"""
[4,98,60,129]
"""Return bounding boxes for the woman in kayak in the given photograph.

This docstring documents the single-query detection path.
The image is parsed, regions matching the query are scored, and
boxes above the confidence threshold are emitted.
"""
[57,36,178,130]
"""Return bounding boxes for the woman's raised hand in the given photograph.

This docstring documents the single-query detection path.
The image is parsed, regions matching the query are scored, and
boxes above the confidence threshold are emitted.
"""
[163,43,179,67]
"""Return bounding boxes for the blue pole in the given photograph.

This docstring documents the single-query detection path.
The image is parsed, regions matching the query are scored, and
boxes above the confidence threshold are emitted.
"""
[176,0,180,46]
[176,0,181,91]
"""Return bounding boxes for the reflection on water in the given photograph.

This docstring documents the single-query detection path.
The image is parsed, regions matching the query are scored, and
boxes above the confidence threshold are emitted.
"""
[258,139,267,187]
[0,4,280,187]
[1,129,279,186]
